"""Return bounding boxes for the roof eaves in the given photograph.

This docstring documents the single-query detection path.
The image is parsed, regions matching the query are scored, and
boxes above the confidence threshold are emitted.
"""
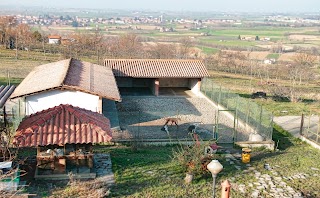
[61,85,122,102]
[10,86,63,99]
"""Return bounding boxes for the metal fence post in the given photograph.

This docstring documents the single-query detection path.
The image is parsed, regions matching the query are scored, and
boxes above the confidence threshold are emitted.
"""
[234,96,239,141]
[300,113,304,136]
[218,86,222,108]
[307,112,311,138]
[270,114,274,140]
[246,100,250,132]
[317,116,320,144]
[211,80,214,100]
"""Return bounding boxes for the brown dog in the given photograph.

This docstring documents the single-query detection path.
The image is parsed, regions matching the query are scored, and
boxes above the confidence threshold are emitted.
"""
[164,117,181,126]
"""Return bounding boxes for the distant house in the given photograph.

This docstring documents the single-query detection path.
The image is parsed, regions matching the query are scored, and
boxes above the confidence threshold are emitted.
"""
[48,35,61,44]
[10,58,121,116]
[105,59,209,96]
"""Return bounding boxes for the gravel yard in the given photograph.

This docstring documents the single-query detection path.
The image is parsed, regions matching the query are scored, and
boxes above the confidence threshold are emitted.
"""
[113,95,250,143]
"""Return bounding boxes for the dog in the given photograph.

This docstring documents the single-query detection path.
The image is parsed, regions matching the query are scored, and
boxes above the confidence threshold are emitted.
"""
[164,117,181,126]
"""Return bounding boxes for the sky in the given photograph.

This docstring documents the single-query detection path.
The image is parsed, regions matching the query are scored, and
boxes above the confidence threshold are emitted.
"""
[0,0,320,12]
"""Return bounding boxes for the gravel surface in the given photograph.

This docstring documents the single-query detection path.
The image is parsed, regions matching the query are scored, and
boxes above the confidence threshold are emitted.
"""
[113,96,250,142]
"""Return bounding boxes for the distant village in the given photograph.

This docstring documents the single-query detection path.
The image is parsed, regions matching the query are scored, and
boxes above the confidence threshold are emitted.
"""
[13,12,320,31]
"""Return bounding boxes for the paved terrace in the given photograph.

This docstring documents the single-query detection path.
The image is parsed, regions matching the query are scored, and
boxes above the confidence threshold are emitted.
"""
[110,91,250,143]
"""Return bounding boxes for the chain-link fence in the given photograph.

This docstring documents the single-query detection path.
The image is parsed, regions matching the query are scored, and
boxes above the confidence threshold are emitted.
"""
[113,109,217,142]
[301,114,320,145]
[112,95,241,143]
[201,78,273,141]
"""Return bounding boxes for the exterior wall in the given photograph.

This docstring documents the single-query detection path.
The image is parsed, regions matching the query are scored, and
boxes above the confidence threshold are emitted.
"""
[48,38,60,44]
[159,78,189,87]
[188,78,201,94]
[116,77,133,87]
[116,77,152,88]
[25,90,99,115]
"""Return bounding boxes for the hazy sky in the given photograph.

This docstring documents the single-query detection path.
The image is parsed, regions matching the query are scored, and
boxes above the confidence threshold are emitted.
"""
[1,0,319,12]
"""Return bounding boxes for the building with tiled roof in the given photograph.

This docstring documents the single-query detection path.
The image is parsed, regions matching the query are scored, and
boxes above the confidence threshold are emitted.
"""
[11,58,121,115]
[105,59,209,96]
[14,104,112,147]
[48,35,61,44]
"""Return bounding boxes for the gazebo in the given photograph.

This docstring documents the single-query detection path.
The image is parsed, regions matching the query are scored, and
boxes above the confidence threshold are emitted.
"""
[14,104,112,179]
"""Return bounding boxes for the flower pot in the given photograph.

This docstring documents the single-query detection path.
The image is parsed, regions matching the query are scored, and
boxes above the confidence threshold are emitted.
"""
[184,173,194,184]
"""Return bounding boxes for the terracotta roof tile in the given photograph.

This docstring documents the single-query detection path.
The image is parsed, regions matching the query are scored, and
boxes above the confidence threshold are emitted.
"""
[11,58,121,101]
[48,35,61,39]
[105,59,209,78]
[14,104,112,147]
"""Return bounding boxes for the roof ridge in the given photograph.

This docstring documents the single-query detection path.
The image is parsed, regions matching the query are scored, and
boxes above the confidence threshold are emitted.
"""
[61,58,73,86]
[106,59,201,62]
[14,104,112,146]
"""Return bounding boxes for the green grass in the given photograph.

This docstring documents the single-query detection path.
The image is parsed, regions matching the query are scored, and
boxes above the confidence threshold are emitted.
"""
[104,138,320,198]
[208,71,320,116]
[197,46,220,54]
[266,53,280,60]
[22,133,320,197]
[194,27,303,38]
[200,38,256,47]
[92,145,249,198]
[0,77,23,86]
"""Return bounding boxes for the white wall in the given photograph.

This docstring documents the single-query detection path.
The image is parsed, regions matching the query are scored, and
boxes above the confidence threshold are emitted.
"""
[189,78,201,95]
[26,90,100,115]
[48,38,60,44]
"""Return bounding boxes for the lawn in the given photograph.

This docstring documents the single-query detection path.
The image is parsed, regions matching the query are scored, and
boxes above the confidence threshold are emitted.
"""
[194,27,305,39]
[96,126,320,198]
[200,38,257,47]
[196,46,220,54]
[266,53,280,60]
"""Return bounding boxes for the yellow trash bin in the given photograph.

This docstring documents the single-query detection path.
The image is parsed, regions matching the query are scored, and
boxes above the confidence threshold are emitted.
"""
[242,148,251,163]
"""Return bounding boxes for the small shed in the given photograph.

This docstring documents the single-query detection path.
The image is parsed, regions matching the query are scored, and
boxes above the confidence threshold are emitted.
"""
[14,104,112,179]
[105,59,209,96]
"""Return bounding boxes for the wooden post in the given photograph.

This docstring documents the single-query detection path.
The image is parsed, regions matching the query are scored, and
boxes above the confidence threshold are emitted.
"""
[300,113,304,136]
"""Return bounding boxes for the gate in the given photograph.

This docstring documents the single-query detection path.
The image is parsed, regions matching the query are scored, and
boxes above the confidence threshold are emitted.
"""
[214,109,237,144]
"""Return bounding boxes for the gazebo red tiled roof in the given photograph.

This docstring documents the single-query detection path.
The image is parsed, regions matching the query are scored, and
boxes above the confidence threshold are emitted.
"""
[14,104,112,147]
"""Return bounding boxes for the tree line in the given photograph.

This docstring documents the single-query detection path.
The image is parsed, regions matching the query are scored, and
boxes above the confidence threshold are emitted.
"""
[0,16,196,65]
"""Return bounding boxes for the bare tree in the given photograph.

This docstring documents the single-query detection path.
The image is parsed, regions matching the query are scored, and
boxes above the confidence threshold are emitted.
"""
[148,43,177,59]
[177,37,194,59]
